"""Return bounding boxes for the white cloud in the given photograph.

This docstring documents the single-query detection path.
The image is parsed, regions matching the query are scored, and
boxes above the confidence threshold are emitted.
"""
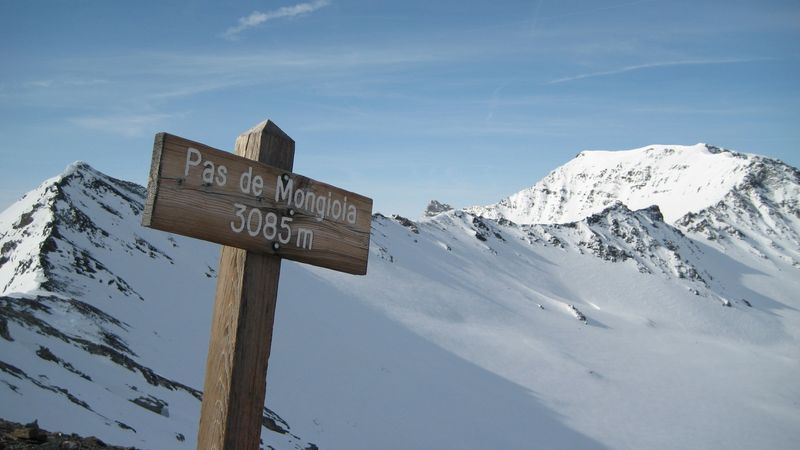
[222,0,330,40]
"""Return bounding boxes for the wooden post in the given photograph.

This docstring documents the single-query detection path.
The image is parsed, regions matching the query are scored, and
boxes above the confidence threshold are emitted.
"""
[196,120,295,450]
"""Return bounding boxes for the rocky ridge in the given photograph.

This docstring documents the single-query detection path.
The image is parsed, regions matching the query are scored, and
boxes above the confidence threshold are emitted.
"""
[0,418,135,450]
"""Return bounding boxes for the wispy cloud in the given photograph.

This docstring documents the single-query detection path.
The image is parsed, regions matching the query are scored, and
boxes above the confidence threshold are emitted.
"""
[547,58,769,84]
[538,0,657,22]
[70,113,176,137]
[55,43,475,101]
[222,0,330,40]
[5,41,480,128]
[629,105,762,115]
[24,80,54,88]
[24,79,109,89]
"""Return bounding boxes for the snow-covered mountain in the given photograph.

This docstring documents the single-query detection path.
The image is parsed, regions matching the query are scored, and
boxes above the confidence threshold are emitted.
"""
[1,145,799,449]
[470,144,793,220]
[0,163,314,449]
[467,143,754,224]
[468,142,800,272]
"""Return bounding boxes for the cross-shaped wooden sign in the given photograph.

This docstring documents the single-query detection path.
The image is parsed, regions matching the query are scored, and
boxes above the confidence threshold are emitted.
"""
[142,120,372,450]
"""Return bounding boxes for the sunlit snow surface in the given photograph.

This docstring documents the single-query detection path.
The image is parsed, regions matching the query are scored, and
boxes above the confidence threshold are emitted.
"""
[1,148,799,449]
[469,144,756,224]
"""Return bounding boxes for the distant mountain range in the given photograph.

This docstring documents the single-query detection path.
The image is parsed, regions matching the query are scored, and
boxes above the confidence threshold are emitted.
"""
[1,144,798,449]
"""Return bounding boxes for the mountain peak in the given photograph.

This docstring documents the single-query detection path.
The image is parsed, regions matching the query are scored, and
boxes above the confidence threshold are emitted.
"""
[0,161,146,297]
[575,143,736,161]
[467,143,766,225]
[423,200,453,218]
[62,160,95,177]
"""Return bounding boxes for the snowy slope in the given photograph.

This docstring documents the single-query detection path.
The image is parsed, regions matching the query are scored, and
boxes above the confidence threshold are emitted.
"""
[306,207,799,449]
[2,151,799,449]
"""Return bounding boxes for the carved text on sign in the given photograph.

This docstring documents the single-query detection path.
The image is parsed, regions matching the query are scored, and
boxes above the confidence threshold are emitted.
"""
[143,132,372,275]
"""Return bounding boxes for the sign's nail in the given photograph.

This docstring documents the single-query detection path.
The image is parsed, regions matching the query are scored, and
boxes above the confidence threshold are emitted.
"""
[272,242,280,251]
[281,173,290,182]
[288,209,295,217]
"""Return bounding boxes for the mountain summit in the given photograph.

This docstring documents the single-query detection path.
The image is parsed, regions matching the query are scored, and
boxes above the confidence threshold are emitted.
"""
[467,143,792,223]
[468,143,800,269]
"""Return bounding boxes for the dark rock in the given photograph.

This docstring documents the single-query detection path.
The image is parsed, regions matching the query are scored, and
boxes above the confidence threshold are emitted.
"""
[262,407,290,434]
[392,215,419,234]
[424,200,453,217]
[0,317,12,341]
[129,395,169,417]
[11,420,47,443]
[568,305,588,324]
[12,206,38,229]
[115,421,136,433]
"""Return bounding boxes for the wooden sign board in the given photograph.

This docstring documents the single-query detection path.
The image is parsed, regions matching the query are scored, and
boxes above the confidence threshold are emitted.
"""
[143,133,372,275]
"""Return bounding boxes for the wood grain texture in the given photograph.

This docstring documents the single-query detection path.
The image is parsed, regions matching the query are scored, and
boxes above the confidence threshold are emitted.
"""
[142,130,372,275]
[141,132,165,228]
[196,120,292,450]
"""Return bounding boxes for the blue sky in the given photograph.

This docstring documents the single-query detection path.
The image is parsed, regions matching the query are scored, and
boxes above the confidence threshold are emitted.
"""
[1,0,798,217]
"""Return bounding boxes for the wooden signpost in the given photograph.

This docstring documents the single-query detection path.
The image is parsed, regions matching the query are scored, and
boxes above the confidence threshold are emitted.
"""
[142,120,372,450]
